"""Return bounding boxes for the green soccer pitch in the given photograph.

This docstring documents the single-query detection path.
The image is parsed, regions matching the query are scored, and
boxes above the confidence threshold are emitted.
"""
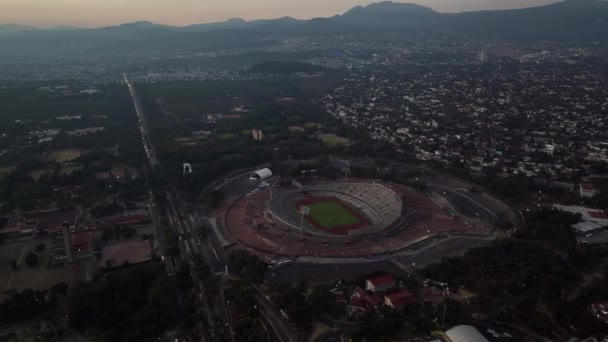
[307,200,361,228]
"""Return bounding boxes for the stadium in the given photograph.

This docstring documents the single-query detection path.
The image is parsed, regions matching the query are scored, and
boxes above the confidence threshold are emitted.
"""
[213,173,497,258]
[267,182,403,238]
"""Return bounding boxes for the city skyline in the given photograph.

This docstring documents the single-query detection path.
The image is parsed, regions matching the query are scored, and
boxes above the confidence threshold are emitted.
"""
[1,0,561,28]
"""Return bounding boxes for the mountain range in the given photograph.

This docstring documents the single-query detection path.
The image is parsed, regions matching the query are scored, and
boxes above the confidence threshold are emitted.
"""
[1,0,606,41]
[0,0,606,62]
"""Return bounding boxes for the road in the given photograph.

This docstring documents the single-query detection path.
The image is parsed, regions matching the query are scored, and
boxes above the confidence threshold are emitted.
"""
[123,73,158,167]
[125,76,218,340]
[123,74,169,272]
[125,77,296,341]
[188,198,296,342]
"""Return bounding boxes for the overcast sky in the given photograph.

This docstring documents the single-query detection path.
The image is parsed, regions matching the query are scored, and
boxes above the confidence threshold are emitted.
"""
[0,0,561,28]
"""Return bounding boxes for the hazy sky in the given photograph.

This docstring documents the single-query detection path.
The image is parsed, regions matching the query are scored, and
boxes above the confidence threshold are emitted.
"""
[0,0,561,28]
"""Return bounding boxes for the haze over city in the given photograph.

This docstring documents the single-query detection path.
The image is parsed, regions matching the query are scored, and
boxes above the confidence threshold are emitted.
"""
[1,0,562,27]
[2,0,608,341]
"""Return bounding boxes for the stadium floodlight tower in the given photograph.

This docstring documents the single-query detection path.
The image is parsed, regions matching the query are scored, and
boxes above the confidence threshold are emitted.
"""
[299,206,310,237]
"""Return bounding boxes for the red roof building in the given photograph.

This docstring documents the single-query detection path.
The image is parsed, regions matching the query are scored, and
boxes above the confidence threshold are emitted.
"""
[384,289,416,308]
[365,274,396,293]
[105,214,150,227]
[420,287,451,305]
[580,182,599,198]
[70,231,95,256]
[349,287,383,316]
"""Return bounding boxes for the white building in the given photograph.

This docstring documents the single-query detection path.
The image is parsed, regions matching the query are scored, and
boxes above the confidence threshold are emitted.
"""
[250,168,272,181]
[445,325,489,342]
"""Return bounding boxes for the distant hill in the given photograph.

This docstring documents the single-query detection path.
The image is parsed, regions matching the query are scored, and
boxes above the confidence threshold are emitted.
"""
[333,2,441,29]
[332,0,608,39]
[444,0,608,40]
[0,0,606,60]
[0,24,37,34]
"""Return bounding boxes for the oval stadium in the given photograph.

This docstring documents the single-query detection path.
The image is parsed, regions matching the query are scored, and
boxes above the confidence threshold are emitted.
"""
[210,172,505,259]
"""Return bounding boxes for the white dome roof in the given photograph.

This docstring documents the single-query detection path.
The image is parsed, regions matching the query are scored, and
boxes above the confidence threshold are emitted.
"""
[445,325,489,342]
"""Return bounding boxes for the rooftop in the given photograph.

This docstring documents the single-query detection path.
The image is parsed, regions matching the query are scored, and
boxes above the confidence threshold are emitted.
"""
[98,240,152,269]
[367,274,396,287]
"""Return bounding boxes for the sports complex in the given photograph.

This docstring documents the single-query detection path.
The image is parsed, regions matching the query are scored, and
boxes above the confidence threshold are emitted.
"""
[211,168,506,259]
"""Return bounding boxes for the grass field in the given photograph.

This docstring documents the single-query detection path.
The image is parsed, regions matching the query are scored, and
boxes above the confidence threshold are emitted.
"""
[4,240,71,291]
[29,168,53,180]
[307,201,361,228]
[0,243,25,291]
[46,149,83,163]
[59,164,83,175]
[0,165,16,177]
[318,134,350,146]
[218,133,237,141]
[175,137,204,147]
[304,122,322,129]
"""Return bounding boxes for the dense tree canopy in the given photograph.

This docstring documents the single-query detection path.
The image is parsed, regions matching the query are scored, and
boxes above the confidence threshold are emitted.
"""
[69,264,176,341]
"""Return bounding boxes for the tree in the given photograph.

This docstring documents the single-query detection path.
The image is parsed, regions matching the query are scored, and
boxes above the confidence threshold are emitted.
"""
[69,264,174,340]
[25,252,39,267]
[51,282,69,297]
[200,190,224,210]
[0,288,57,324]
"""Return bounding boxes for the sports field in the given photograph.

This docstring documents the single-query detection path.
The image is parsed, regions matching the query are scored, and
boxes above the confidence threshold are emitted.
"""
[296,196,370,235]
[46,149,83,163]
[308,201,361,228]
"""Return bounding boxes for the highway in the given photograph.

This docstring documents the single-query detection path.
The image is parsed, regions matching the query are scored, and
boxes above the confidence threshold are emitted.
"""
[123,74,170,273]
[125,76,219,339]
[123,73,158,167]
[125,77,296,341]
[183,195,296,342]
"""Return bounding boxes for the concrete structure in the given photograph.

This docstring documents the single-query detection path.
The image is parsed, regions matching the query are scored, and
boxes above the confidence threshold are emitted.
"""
[445,325,489,342]
[572,221,606,236]
[250,168,272,181]
[252,129,264,141]
[580,182,599,198]
[553,204,608,236]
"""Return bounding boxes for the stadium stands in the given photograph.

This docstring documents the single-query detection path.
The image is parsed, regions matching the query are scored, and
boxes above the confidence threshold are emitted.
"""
[268,182,403,237]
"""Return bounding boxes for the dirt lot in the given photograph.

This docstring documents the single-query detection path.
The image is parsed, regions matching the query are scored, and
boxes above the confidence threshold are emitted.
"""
[0,242,25,290]
[2,240,71,291]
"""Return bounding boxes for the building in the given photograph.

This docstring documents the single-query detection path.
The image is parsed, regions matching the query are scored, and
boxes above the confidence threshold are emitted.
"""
[252,129,264,141]
[98,240,152,270]
[347,287,383,317]
[580,182,599,198]
[553,204,608,236]
[591,301,608,324]
[365,274,396,293]
[70,230,96,259]
[572,221,606,236]
[250,168,273,181]
[445,325,489,342]
[384,289,416,308]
